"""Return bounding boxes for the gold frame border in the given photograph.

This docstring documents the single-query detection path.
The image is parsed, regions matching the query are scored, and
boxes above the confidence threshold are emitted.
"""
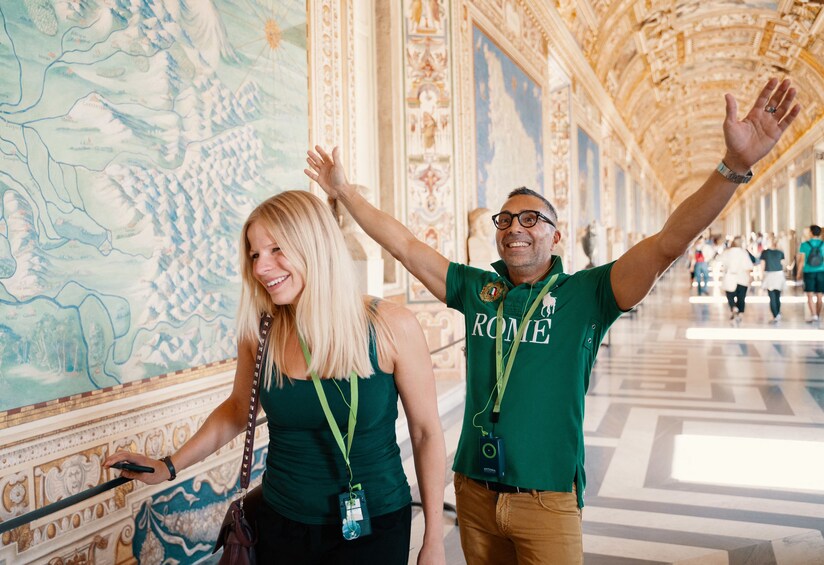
[0,359,236,429]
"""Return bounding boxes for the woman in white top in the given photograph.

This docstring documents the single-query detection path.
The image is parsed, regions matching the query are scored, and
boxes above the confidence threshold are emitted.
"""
[719,236,754,324]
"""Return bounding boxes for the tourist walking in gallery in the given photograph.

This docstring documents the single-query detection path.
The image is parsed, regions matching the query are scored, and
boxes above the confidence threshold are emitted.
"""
[759,236,786,323]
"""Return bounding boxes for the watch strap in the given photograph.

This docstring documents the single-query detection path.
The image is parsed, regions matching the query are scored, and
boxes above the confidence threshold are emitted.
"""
[716,161,753,184]
[160,455,177,481]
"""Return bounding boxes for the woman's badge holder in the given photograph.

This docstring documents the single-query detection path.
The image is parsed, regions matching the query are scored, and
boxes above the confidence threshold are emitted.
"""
[338,487,371,540]
[302,338,369,541]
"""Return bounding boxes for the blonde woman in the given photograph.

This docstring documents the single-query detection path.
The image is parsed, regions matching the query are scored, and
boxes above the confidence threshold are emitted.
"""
[105,191,447,565]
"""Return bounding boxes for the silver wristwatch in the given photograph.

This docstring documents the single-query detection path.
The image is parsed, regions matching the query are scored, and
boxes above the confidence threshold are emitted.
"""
[716,161,753,184]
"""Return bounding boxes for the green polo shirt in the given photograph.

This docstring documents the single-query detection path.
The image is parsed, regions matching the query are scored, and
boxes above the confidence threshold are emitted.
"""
[446,257,624,507]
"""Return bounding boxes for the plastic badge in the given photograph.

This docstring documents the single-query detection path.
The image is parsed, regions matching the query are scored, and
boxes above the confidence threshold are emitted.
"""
[479,434,505,478]
[338,489,371,540]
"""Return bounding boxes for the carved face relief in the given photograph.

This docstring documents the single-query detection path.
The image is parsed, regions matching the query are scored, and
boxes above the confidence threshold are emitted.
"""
[42,455,101,503]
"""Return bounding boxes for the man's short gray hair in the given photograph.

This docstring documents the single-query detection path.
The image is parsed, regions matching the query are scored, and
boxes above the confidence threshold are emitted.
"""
[507,187,558,224]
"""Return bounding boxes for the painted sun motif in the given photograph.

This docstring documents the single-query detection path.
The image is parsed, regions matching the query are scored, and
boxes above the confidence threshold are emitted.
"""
[215,0,306,94]
[265,18,282,50]
[212,0,308,172]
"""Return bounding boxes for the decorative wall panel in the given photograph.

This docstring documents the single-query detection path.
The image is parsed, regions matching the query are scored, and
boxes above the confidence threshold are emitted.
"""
[795,170,813,233]
[310,0,348,151]
[402,0,457,302]
[549,85,572,267]
[575,126,601,269]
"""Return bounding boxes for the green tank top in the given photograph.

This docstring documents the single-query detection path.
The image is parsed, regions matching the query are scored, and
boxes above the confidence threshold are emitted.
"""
[259,336,411,524]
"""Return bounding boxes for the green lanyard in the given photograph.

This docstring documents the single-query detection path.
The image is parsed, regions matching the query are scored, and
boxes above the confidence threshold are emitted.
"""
[298,336,359,483]
[492,274,558,421]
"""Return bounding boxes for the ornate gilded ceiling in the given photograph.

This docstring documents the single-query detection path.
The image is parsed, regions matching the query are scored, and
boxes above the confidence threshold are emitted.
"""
[554,0,824,203]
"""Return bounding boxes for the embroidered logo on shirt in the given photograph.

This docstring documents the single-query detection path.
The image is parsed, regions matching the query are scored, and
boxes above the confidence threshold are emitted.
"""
[480,281,506,302]
[540,291,556,316]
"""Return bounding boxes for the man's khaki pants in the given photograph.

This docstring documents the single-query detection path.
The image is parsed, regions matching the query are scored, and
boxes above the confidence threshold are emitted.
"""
[454,472,583,565]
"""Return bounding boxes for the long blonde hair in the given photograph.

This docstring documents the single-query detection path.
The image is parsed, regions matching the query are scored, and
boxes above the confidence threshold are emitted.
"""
[237,190,393,387]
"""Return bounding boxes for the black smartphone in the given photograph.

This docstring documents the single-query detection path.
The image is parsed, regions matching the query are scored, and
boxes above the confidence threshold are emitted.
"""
[111,461,155,473]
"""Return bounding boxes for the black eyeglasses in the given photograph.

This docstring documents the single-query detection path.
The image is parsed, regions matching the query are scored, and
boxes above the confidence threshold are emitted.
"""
[491,210,555,230]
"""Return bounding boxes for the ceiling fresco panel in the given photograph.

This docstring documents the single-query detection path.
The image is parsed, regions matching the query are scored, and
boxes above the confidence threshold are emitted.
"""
[552,0,824,203]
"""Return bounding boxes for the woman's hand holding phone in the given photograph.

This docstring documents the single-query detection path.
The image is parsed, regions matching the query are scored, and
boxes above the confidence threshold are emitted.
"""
[104,452,168,484]
[110,461,155,473]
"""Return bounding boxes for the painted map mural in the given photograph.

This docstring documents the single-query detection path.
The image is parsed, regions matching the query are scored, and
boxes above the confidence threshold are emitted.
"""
[0,0,308,411]
[473,25,543,212]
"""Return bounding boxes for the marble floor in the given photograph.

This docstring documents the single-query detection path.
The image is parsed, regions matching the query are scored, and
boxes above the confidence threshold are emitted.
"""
[402,266,824,565]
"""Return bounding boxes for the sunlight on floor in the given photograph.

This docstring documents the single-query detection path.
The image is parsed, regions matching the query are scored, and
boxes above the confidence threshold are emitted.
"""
[685,327,824,341]
[688,296,809,304]
[672,434,824,492]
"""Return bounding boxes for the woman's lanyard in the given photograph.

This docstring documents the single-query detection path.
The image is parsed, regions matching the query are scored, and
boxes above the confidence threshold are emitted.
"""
[492,274,558,422]
[298,336,359,486]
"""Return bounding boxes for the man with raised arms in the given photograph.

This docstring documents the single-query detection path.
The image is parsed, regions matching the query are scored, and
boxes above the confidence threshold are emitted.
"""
[305,79,800,564]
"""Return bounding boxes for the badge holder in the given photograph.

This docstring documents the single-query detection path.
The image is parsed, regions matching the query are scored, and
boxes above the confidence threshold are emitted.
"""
[338,486,371,540]
[478,273,556,481]
[301,337,370,541]
[479,434,505,479]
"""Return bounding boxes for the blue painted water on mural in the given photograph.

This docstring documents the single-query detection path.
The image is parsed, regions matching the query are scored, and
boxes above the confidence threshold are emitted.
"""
[132,447,267,564]
[0,0,308,410]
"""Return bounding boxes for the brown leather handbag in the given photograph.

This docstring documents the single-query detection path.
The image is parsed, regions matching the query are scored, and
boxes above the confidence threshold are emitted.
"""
[213,314,271,564]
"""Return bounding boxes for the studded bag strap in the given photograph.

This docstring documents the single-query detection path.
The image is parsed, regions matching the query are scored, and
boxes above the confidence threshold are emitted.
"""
[240,313,272,490]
